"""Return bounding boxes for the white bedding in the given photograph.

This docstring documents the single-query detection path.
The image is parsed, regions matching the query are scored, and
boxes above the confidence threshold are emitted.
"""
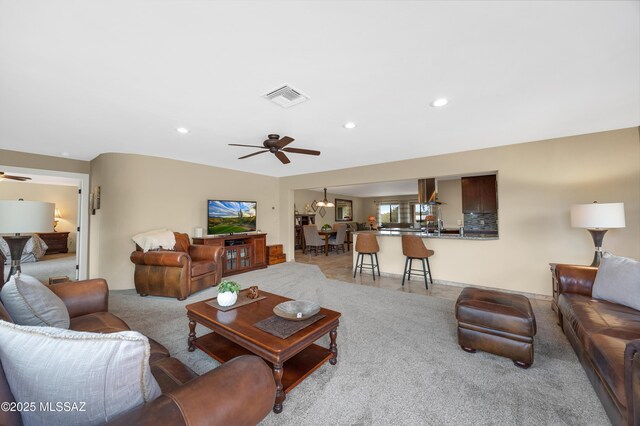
[0,234,49,264]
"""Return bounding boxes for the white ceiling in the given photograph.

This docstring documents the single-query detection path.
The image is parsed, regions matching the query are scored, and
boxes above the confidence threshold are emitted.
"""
[0,1,638,178]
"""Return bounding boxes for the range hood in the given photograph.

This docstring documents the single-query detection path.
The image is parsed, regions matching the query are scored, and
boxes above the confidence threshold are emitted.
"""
[418,178,442,204]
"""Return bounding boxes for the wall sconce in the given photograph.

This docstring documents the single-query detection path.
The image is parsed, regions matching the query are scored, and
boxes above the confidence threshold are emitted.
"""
[90,186,101,215]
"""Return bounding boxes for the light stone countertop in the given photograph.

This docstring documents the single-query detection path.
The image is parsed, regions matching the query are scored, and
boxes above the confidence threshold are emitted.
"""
[352,229,499,240]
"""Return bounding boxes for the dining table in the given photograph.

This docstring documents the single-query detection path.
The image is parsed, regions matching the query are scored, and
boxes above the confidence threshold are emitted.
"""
[317,229,351,256]
[318,230,335,256]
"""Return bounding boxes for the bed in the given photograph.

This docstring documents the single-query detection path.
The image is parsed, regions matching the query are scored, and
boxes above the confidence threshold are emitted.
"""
[0,234,49,264]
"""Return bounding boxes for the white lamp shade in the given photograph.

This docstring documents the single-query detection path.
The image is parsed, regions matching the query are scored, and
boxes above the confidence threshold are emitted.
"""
[570,202,626,229]
[0,200,55,234]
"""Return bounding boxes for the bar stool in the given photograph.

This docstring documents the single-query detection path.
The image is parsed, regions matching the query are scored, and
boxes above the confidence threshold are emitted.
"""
[353,233,380,280]
[401,234,434,289]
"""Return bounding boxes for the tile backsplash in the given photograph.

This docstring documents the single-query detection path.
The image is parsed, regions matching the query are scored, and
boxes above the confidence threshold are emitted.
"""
[463,212,498,232]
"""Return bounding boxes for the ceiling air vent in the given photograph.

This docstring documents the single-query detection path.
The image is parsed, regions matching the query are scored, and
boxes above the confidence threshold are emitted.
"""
[263,85,309,108]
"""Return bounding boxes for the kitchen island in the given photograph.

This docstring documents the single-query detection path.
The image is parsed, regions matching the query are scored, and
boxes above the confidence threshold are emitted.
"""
[352,230,499,286]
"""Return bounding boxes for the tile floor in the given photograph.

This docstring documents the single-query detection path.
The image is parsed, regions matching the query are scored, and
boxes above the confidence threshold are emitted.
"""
[294,248,552,310]
[295,248,462,300]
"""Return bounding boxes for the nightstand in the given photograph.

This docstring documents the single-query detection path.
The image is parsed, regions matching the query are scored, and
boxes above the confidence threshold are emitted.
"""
[37,232,69,254]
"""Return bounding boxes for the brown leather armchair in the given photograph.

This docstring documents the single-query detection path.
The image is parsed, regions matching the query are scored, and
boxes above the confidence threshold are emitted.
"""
[130,232,224,300]
[0,279,276,426]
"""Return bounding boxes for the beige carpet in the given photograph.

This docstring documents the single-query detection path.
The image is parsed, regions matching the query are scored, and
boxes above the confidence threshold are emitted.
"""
[109,262,609,425]
[3,253,76,284]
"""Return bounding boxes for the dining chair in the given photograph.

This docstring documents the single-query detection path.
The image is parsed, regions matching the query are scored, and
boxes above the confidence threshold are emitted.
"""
[329,224,347,254]
[302,225,325,255]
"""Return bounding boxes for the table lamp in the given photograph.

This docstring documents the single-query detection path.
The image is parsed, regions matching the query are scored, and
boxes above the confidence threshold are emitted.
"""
[367,215,377,230]
[54,208,62,231]
[0,200,55,282]
[570,201,625,267]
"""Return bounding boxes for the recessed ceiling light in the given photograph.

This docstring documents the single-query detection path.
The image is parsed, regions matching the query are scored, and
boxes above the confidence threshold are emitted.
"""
[176,127,190,134]
[60,152,69,157]
[344,122,356,129]
[430,98,449,107]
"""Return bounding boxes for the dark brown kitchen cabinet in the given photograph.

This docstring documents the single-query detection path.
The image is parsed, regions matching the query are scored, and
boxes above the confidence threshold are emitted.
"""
[462,175,497,213]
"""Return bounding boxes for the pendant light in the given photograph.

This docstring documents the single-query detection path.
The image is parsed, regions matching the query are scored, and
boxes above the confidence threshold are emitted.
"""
[316,188,334,208]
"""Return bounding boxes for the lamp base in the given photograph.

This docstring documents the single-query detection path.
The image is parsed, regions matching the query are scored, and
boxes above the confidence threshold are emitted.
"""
[587,229,608,267]
[2,235,30,283]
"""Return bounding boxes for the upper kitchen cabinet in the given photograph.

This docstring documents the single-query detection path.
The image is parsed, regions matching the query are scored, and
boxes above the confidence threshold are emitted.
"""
[461,174,497,213]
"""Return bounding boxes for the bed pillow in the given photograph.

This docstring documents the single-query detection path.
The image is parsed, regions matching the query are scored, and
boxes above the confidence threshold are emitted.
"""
[0,321,162,426]
[592,253,640,311]
[0,274,70,328]
[132,229,176,252]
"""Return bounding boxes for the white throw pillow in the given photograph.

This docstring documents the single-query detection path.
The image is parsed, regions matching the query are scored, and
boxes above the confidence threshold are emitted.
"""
[592,252,640,311]
[0,274,70,328]
[132,229,176,252]
[0,321,162,426]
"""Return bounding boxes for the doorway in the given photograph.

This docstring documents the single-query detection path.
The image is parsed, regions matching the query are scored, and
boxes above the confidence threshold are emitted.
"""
[0,165,90,281]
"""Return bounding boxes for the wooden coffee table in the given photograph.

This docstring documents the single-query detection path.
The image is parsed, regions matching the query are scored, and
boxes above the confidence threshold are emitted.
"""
[186,290,341,413]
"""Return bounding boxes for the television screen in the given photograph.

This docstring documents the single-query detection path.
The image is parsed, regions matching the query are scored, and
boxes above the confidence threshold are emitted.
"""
[207,200,257,235]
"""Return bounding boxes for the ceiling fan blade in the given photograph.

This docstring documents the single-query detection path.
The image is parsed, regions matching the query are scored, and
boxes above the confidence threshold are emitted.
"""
[282,147,321,156]
[229,144,266,148]
[238,150,269,159]
[0,174,31,181]
[275,136,294,149]
[274,151,291,164]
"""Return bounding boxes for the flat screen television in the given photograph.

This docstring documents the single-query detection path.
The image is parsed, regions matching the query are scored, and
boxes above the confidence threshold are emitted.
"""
[207,200,257,235]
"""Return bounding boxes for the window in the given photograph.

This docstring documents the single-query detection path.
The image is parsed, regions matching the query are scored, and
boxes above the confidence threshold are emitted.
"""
[413,204,431,226]
[378,203,399,224]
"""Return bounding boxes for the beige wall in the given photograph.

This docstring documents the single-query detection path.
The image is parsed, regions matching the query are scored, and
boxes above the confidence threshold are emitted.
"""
[0,182,78,251]
[294,189,365,228]
[89,153,281,290]
[438,178,463,229]
[280,127,640,296]
[0,149,90,174]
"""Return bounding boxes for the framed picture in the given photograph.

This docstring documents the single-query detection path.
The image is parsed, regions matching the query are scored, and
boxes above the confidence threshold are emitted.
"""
[318,207,326,217]
[311,200,318,212]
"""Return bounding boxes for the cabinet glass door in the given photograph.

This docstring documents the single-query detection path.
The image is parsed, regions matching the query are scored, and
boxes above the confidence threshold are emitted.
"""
[225,248,237,271]
[239,246,251,268]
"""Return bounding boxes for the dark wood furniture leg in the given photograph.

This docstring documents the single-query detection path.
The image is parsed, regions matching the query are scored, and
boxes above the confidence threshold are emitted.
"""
[273,363,285,413]
[188,319,197,352]
[329,328,338,365]
[324,235,329,257]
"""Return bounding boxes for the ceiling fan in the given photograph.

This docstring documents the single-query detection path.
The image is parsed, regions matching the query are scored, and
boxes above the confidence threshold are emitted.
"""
[229,134,320,164]
[0,172,31,182]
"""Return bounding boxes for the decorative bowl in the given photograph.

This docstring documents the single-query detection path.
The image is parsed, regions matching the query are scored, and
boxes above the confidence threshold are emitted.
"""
[273,300,320,321]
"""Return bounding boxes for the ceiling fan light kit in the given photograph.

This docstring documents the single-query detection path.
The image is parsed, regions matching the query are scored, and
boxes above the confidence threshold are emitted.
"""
[229,134,321,165]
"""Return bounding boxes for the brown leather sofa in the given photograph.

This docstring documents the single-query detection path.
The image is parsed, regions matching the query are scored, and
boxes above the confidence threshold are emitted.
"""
[130,232,224,300]
[554,264,640,425]
[0,278,276,426]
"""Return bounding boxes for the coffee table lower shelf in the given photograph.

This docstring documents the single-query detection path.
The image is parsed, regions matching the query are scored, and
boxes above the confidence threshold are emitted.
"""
[193,332,333,393]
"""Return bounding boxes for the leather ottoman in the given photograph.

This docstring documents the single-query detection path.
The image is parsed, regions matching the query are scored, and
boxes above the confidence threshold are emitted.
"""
[455,287,537,368]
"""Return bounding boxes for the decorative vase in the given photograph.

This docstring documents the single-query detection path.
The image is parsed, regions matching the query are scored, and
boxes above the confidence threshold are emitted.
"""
[217,291,238,307]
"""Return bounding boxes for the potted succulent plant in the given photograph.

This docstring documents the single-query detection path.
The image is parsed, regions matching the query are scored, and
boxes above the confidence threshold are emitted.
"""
[217,280,241,307]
